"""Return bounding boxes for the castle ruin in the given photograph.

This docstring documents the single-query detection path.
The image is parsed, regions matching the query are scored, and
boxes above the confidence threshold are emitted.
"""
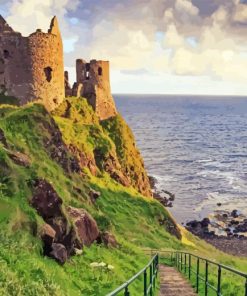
[0,16,64,111]
[0,15,117,119]
[65,59,117,120]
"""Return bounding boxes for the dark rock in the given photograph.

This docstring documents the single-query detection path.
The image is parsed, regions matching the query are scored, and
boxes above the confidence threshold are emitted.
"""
[31,179,63,219]
[223,213,228,218]
[89,189,101,204]
[148,175,157,190]
[217,203,222,206]
[231,210,239,218]
[67,206,99,247]
[186,220,199,228]
[162,190,175,201]
[41,223,56,246]
[99,231,118,248]
[201,218,210,228]
[50,243,68,265]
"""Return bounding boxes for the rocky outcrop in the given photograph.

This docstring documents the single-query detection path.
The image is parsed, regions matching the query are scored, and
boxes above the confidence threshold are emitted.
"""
[41,116,81,174]
[93,149,130,187]
[31,179,63,219]
[69,144,98,175]
[30,179,110,263]
[30,179,102,263]
[101,115,152,197]
[67,206,99,247]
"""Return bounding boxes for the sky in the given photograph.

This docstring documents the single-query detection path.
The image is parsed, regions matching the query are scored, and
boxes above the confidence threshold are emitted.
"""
[1,0,247,95]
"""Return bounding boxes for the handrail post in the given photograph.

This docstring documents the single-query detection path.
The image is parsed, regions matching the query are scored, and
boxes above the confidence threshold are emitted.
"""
[217,266,221,296]
[196,257,200,293]
[150,264,153,296]
[205,260,208,296]
[181,253,183,271]
[124,286,130,296]
[153,259,156,289]
[185,253,187,274]
[189,254,191,279]
[245,277,247,296]
[144,269,147,296]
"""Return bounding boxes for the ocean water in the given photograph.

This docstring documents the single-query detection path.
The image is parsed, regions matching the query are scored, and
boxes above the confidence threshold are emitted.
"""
[115,95,247,223]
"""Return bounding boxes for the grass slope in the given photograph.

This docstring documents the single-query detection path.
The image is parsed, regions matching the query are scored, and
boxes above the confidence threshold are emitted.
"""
[0,99,246,296]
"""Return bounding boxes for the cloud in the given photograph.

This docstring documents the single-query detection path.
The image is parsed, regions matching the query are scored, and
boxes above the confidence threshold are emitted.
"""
[3,0,247,93]
[5,0,80,51]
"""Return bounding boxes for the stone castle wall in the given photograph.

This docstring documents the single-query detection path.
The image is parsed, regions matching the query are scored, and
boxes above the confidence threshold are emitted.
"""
[67,59,117,120]
[0,16,64,111]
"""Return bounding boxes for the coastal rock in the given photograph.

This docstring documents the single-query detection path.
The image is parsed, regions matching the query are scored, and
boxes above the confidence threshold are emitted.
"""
[186,210,247,256]
[231,210,239,218]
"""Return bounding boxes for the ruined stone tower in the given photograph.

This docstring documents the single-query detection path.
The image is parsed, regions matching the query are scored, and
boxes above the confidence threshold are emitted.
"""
[0,16,64,111]
[68,59,117,120]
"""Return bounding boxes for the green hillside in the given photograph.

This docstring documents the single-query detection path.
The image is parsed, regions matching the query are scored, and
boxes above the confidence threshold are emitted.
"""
[0,98,246,295]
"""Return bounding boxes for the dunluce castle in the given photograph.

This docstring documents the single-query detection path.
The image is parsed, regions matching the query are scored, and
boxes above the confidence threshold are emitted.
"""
[0,16,117,120]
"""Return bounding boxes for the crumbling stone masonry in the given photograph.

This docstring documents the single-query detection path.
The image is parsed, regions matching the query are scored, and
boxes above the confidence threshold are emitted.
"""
[0,16,64,111]
[66,59,117,120]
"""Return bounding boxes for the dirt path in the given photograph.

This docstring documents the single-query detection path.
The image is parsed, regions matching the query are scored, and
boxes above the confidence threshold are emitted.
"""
[159,265,197,296]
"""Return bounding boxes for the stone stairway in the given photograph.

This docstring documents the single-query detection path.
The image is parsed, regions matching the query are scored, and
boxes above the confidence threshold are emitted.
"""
[159,265,197,296]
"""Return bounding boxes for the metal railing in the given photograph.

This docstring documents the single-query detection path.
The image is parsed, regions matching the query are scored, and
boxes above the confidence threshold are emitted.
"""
[144,249,247,296]
[107,254,159,296]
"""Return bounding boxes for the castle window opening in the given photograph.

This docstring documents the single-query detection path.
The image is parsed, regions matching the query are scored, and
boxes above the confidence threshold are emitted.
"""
[85,63,90,80]
[3,50,10,59]
[44,67,53,82]
[98,67,102,76]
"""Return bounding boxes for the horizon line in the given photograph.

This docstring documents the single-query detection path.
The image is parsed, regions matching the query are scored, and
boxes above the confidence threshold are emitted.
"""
[112,93,247,97]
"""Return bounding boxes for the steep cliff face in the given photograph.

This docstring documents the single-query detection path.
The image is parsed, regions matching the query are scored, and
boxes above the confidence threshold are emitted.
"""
[0,100,182,295]
[53,97,152,197]
[101,115,152,197]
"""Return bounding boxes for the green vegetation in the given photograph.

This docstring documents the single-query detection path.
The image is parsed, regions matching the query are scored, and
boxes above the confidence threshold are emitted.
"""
[0,94,20,106]
[0,98,246,295]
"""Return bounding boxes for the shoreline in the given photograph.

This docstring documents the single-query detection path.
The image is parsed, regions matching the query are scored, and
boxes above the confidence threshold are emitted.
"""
[150,175,247,257]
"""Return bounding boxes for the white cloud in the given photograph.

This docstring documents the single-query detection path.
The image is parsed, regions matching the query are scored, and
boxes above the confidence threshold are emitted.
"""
[3,0,247,94]
[175,0,199,16]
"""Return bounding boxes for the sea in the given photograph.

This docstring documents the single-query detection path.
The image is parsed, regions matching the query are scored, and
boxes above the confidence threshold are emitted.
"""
[115,94,247,224]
